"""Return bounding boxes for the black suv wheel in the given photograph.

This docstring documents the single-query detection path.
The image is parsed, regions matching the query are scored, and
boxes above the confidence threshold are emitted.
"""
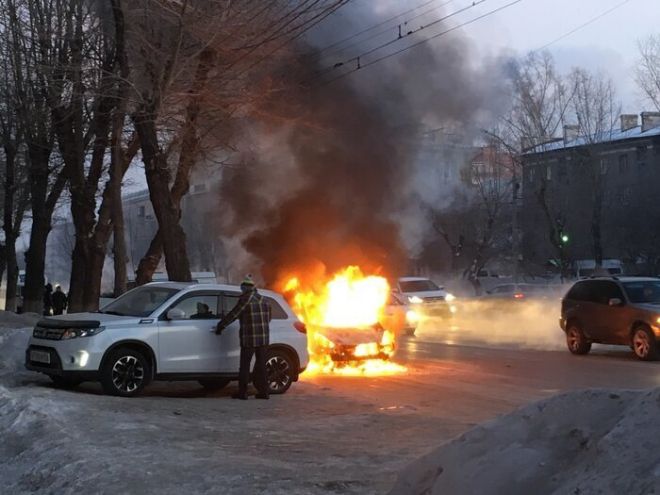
[266,349,296,395]
[101,347,151,397]
[566,324,591,355]
[631,325,658,361]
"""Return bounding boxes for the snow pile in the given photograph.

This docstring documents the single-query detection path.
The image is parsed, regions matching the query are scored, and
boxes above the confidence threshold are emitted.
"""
[0,313,38,377]
[390,388,660,495]
[0,311,40,329]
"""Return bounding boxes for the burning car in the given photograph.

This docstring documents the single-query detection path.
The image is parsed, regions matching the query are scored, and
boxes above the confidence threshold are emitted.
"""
[281,266,406,375]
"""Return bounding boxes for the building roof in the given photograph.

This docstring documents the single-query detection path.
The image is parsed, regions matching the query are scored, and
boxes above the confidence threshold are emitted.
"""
[525,125,660,155]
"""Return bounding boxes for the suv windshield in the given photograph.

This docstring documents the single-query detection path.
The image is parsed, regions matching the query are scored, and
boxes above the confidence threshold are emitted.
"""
[400,280,440,292]
[622,281,660,304]
[101,286,179,317]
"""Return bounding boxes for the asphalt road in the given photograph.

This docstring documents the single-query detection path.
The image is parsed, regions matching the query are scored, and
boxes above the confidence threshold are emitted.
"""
[8,320,660,495]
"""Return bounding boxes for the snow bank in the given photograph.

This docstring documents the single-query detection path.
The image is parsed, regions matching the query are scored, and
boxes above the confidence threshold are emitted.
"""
[0,313,38,378]
[390,388,660,495]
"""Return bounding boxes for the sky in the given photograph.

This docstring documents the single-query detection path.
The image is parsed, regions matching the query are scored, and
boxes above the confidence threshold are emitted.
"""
[327,0,660,109]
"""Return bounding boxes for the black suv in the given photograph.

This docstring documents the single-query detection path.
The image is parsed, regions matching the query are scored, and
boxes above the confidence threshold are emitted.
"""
[560,277,660,361]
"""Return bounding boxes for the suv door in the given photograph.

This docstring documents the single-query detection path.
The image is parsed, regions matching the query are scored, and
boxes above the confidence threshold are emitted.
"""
[564,281,599,339]
[589,281,628,344]
[158,292,222,373]
[217,292,243,373]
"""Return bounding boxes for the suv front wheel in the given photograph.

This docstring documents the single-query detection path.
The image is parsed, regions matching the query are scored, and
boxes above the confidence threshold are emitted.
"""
[266,349,296,395]
[631,325,658,361]
[566,324,591,355]
[101,347,151,397]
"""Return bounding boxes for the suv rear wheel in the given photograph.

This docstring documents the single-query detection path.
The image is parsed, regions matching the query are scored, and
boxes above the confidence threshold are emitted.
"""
[631,326,658,361]
[266,349,296,395]
[101,347,151,397]
[566,324,591,355]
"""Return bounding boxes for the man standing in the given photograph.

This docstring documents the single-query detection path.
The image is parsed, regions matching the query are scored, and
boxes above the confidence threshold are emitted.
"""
[52,286,68,315]
[43,284,54,316]
[216,276,272,400]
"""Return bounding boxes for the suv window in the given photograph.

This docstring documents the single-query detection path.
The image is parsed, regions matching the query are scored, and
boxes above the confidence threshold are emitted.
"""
[170,294,220,319]
[623,281,660,303]
[588,281,624,305]
[102,286,178,317]
[221,293,288,320]
[565,282,591,301]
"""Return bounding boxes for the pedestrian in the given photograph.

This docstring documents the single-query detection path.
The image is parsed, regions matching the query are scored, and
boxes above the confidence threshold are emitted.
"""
[43,283,54,316]
[52,286,68,315]
[215,276,271,400]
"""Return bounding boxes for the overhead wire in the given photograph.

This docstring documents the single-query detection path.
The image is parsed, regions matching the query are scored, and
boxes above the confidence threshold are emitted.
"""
[317,0,524,86]
[315,0,450,56]
[535,0,634,52]
[319,0,457,61]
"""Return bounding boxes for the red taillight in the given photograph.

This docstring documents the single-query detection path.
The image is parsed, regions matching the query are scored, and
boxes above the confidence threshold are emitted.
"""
[513,293,525,299]
[294,321,307,334]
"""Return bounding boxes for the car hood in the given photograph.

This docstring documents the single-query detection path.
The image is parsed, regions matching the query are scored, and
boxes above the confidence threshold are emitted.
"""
[39,312,146,328]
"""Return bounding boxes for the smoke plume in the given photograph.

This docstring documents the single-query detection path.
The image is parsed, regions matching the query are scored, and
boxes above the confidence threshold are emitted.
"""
[219,2,508,286]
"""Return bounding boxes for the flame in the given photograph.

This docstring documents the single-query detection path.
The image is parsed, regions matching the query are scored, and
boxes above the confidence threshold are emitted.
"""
[280,265,406,376]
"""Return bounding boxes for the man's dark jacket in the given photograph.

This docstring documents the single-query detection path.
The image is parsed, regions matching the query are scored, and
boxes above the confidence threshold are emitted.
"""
[217,290,271,347]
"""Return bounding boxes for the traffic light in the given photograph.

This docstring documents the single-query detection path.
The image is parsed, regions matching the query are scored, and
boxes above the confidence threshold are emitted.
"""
[561,233,569,244]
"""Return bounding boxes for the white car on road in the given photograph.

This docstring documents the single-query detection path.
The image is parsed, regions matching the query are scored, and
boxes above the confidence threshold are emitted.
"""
[394,277,457,318]
[25,283,309,397]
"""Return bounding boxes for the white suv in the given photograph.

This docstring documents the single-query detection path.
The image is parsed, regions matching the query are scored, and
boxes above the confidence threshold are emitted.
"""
[25,283,309,397]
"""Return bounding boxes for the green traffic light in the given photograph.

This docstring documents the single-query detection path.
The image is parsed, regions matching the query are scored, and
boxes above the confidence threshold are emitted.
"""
[561,234,569,243]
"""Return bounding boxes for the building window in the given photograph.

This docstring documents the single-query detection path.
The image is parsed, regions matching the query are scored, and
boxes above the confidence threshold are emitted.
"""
[546,165,551,181]
[622,187,631,206]
[636,145,647,160]
[528,166,535,183]
[618,154,629,174]
[558,162,567,183]
[138,205,146,218]
[599,158,608,175]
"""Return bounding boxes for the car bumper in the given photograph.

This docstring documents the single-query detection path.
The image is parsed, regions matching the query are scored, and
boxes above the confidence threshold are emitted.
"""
[25,345,99,380]
[25,336,105,373]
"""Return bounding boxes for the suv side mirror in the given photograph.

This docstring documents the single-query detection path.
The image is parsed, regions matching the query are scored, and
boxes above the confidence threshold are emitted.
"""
[167,308,186,320]
[608,298,623,307]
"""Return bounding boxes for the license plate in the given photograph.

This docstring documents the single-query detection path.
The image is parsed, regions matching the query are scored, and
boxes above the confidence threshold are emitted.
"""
[30,350,51,364]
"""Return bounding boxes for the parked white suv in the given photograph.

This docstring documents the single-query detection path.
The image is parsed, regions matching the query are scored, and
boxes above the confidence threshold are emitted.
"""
[25,283,309,397]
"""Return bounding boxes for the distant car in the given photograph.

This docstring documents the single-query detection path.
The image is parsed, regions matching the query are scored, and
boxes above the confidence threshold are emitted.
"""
[560,277,660,361]
[25,282,309,396]
[483,283,562,302]
[394,277,456,318]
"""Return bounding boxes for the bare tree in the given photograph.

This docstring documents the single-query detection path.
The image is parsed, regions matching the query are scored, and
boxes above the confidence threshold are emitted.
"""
[636,35,660,111]
[489,51,574,278]
[123,0,348,285]
[2,0,69,313]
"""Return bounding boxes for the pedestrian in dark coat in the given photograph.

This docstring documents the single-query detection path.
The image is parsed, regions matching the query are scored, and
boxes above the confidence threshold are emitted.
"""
[52,286,68,315]
[216,276,272,400]
[43,284,54,316]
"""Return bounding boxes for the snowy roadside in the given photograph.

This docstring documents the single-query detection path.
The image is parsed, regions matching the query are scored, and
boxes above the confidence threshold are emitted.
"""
[390,387,660,495]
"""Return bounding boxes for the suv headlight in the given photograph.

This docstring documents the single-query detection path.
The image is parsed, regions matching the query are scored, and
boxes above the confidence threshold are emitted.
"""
[408,296,424,304]
[445,293,456,302]
[61,327,105,340]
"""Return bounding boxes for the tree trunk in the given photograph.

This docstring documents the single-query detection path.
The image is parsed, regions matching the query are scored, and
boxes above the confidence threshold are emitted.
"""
[133,111,192,282]
[3,142,18,311]
[23,150,65,314]
[591,174,604,267]
[112,198,128,297]
[4,237,19,312]
[133,49,214,284]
